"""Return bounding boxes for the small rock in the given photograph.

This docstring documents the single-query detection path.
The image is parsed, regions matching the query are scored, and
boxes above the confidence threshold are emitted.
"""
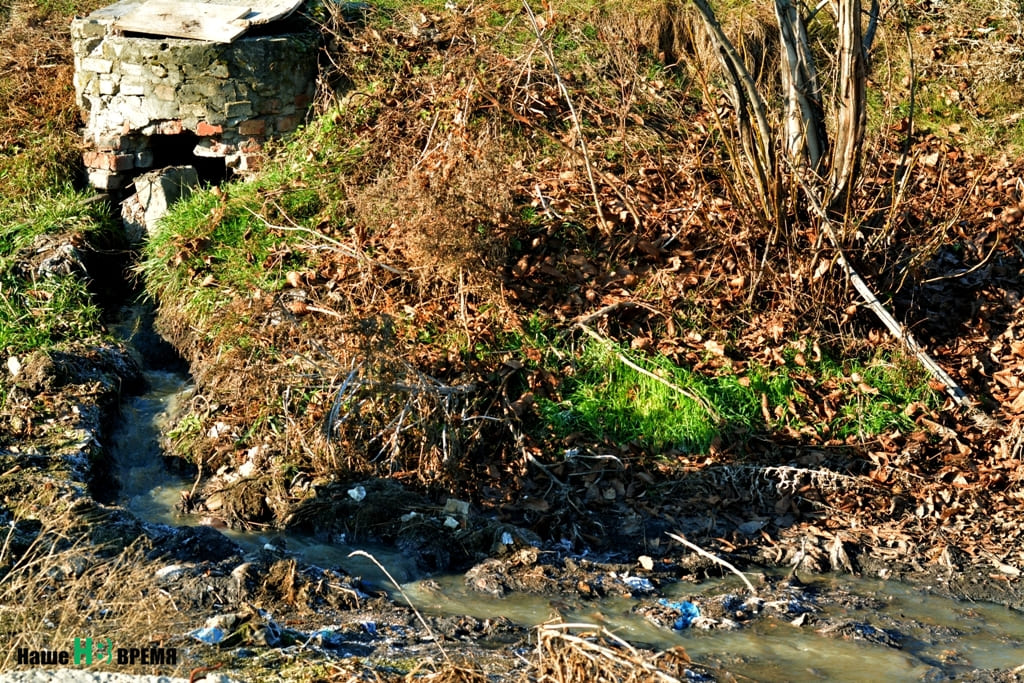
[444,498,470,516]
[6,356,20,377]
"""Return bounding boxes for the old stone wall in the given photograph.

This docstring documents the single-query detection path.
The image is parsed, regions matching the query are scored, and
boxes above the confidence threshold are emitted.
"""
[72,4,319,189]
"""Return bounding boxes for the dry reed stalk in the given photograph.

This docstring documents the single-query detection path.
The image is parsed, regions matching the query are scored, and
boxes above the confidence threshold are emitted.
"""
[666,532,758,597]
[535,622,686,683]
[348,549,451,664]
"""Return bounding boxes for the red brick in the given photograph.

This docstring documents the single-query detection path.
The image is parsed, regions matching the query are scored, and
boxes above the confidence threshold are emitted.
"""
[196,121,223,136]
[83,151,134,172]
[238,118,266,136]
[239,137,263,153]
[276,115,299,133]
[293,93,310,108]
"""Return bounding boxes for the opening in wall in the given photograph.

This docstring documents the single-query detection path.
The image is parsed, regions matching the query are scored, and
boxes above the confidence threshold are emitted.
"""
[148,133,231,186]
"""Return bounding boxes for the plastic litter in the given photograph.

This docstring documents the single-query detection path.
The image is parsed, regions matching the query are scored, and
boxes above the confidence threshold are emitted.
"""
[307,627,343,647]
[190,626,225,644]
[623,576,655,594]
[658,598,701,629]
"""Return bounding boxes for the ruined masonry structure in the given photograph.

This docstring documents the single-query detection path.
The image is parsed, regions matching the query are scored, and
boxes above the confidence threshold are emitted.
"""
[72,0,319,190]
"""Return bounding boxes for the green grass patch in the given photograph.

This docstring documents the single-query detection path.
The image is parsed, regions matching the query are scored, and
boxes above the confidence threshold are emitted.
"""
[140,128,352,337]
[0,187,116,356]
[141,187,305,332]
[536,338,936,453]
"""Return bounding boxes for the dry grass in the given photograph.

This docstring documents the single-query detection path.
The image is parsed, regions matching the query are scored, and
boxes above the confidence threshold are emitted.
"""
[0,0,111,203]
[531,623,697,683]
[0,511,189,675]
[313,621,709,683]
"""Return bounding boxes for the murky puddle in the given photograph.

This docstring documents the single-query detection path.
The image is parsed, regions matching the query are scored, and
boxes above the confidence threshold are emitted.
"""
[110,365,1024,680]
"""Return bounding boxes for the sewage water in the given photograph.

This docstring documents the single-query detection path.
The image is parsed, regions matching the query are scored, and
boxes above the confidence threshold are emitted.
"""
[111,368,1024,681]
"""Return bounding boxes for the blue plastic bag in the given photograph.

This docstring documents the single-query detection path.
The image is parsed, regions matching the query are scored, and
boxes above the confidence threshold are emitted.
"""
[658,598,701,629]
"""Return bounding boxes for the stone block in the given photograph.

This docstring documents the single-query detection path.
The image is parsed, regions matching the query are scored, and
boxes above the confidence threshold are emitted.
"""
[121,97,152,129]
[132,166,200,238]
[71,19,107,40]
[81,57,113,74]
[121,82,145,97]
[209,62,230,79]
[194,139,235,157]
[77,37,103,55]
[224,100,253,119]
[87,169,126,190]
[141,97,179,122]
[153,84,176,101]
[91,133,123,151]
[98,77,118,96]
[156,120,184,135]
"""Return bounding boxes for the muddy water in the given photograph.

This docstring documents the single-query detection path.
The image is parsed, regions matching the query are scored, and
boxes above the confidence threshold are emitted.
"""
[403,573,1024,680]
[109,368,419,587]
[111,369,1024,680]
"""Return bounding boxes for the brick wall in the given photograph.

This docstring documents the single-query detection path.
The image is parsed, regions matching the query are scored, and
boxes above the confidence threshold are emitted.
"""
[72,5,319,189]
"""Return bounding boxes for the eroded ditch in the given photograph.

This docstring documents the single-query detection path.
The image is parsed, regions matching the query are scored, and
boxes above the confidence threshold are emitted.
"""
[103,307,1024,681]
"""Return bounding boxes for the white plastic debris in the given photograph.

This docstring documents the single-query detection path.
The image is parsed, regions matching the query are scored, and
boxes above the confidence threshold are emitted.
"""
[154,564,187,580]
[623,576,655,594]
[207,421,230,438]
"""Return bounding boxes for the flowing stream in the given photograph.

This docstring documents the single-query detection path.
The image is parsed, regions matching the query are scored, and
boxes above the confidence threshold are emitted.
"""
[109,361,1024,681]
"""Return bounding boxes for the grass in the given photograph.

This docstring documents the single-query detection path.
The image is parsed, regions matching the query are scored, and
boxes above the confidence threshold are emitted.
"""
[537,337,936,453]
[141,176,312,335]
[0,188,117,356]
[0,513,189,674]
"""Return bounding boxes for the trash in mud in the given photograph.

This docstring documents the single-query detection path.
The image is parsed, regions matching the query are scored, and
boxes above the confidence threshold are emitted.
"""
[659,599,701,629]
[623,576,656,594]
[190,626,226,645]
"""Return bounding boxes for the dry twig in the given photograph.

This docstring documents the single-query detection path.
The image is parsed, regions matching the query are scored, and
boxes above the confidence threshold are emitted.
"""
[667,532,758,597]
